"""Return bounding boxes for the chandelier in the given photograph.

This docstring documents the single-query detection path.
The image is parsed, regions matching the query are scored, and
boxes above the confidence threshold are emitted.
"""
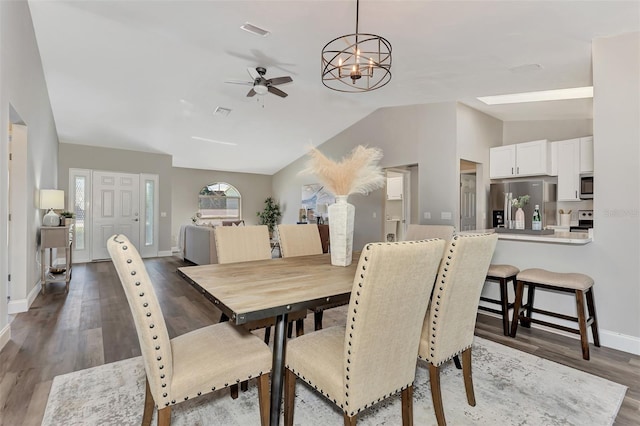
[321,0,392,93]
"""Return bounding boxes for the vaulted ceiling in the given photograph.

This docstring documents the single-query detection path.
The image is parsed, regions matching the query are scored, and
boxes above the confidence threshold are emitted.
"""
[29,1,640,174]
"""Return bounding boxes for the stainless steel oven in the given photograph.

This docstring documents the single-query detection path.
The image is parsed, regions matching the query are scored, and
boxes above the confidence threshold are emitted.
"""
[580,173,593,199]
[570,210,593,233]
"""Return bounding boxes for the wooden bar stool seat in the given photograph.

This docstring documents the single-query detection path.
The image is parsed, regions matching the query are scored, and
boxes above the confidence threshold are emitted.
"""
[510,268,600,360]
[479,264,519,335]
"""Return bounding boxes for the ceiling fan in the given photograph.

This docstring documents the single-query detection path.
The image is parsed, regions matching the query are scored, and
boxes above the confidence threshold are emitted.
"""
[225,67,293,98]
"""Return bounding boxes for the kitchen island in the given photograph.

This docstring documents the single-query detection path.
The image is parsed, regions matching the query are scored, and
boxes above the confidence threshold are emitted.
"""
[462,229,592,245]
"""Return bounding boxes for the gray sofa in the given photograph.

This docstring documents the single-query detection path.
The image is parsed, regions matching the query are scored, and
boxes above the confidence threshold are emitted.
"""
[183,225,218,265]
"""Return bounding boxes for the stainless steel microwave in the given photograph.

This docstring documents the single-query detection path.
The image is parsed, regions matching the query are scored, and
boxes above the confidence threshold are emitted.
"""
[580,173,594,199]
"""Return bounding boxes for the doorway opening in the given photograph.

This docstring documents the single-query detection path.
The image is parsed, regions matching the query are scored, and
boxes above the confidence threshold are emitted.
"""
[460,159,477,231]
[383,167,415,242]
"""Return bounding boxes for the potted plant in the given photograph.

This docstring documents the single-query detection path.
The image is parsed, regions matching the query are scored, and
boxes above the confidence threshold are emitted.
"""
[257,197,282,236]
[60,211,75,226]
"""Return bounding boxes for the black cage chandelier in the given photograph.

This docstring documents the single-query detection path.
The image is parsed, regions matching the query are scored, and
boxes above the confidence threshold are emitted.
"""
[321,0,392,93]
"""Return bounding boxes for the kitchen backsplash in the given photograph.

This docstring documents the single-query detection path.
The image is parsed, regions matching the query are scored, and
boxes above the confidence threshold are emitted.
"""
[556,200,594,225]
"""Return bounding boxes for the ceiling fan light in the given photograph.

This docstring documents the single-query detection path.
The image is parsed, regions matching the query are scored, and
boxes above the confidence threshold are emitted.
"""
[254,84,268,95]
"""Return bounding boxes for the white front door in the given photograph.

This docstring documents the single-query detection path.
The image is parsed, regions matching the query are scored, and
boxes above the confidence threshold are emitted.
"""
[92,171,140,260]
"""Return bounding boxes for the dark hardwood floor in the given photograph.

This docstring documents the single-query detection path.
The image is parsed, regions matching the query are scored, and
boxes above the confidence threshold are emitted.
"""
[0,256,638,425]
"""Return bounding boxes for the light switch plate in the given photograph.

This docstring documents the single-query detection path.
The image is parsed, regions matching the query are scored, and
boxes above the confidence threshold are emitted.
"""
[441,212,452,220]
[424,212,431,219]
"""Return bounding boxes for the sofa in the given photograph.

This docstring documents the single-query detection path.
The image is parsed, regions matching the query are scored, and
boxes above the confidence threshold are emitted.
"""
[182,225,218,265]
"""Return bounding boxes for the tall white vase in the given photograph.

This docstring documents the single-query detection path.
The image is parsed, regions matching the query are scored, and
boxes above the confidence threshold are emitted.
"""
[328,195,355,267]
[515,207,525,230]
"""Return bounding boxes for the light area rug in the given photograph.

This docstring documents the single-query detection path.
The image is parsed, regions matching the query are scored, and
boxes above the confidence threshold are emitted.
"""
[42,337,626,425]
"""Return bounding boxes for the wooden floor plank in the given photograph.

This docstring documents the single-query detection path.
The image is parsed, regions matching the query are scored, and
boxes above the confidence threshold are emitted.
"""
[0,256,638,426]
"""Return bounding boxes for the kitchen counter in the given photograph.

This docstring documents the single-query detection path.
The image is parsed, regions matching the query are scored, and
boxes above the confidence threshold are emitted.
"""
[460,229,592,245]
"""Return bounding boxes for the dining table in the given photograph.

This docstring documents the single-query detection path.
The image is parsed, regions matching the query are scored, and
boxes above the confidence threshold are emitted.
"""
[177,252,359,426]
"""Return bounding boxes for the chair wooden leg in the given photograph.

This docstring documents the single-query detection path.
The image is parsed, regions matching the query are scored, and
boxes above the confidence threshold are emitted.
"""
[575,289,590,360]
[296,318,305,337]
[257,373,270,426]
[314,311,324,331]
[343,413,357,426]
[401,385,414,426]
[287,321,293,338]
[157,406,171,426]
[429,364,446,426]
[230,384,239,399]
[461,348,476,406]
[284,369,296,426]
[241,380,249,392]
[499,278,510,336]
[264,326,271,345]
[586,287,600,347]
[522,283,535,328]
[142,378,155,426]
[510,281,525,337]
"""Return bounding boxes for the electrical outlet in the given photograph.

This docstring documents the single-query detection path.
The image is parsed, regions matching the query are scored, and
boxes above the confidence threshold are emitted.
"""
[424,212,431,219]
[372,212,377,218]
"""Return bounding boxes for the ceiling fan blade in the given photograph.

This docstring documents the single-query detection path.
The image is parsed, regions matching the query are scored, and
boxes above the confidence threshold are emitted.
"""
[267,76,293,86]
[247,67,260,80]
[225,80,254,86]
[246,88,257,97]
[267,86,288,98]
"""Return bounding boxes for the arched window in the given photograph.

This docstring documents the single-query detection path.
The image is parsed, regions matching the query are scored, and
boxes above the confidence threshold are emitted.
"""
[198,182,241,219]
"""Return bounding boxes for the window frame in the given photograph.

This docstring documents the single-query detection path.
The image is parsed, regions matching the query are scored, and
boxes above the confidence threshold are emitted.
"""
[198,182,242,219]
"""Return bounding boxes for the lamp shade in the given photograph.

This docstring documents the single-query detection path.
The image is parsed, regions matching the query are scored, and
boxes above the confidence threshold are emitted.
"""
[40,189,64,226]
[39,189,64,210]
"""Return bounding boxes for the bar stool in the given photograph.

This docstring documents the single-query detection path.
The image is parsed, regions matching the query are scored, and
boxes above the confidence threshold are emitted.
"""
[479,264,520,335]
[511,268,600,360]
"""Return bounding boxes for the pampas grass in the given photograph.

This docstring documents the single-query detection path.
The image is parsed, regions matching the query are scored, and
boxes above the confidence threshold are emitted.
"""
[300,146,385,196]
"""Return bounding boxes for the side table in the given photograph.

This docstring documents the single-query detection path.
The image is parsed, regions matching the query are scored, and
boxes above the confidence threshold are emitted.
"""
[40,225,73,294]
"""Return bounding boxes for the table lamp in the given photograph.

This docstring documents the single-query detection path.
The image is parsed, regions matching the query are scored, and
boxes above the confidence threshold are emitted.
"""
[40,189,65,226]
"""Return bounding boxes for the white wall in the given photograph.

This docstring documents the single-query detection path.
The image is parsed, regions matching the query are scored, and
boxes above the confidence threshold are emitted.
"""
[0,0,59,335]
[503,119,593,145]
[171,167,272,249]
[273,103,461,251]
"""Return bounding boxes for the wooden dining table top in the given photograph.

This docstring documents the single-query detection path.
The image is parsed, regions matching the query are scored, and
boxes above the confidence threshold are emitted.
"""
[177,253,359,325]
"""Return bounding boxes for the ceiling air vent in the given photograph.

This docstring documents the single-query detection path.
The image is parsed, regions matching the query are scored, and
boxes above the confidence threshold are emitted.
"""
[240,22,270,37]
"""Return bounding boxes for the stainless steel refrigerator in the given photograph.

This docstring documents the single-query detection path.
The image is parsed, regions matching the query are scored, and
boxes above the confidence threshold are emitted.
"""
[489,180,557,229]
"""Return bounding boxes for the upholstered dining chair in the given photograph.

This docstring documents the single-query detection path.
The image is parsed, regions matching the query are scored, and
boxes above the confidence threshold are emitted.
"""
[277,224,337,331]
[284,238,446,426]
[417,233,498,426]
[107,234,271,426]
[404,224,455,244]
[214,225,307,396]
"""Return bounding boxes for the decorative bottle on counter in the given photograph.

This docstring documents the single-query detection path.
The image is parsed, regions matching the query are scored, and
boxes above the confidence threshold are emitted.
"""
[532,204,542,231]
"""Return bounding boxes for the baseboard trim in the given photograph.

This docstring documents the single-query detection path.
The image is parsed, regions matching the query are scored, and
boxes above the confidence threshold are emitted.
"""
[0,323,10,352]
[477,312,640,356]
[157,250,173,257]
[8,282,41,314]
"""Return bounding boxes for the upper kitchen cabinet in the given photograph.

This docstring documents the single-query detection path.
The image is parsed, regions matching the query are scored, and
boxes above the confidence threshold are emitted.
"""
[556,136,594,201]
[580,136,594,173]
[490,139,550,179]
[557,138,581,201]
[386,176,403,200]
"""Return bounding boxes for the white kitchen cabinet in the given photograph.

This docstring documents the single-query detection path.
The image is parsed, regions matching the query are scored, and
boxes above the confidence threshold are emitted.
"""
[490,139,550,179]
[557,138,581,201]
[386,176,403,200]
[580,136,594,173]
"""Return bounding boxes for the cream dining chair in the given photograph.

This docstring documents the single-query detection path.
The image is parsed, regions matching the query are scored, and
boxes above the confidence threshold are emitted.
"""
[417,233,498,426]
[277,224,338,331]
[284,238,446,426]
[214,225,307,396]
[107,234,271,426]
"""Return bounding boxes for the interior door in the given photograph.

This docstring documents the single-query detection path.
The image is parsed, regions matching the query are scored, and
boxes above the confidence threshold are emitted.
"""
[92,171,140,260]
[460,173,477,231]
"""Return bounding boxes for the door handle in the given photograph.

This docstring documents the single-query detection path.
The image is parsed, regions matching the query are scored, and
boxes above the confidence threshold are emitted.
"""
[133,218,139,222]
